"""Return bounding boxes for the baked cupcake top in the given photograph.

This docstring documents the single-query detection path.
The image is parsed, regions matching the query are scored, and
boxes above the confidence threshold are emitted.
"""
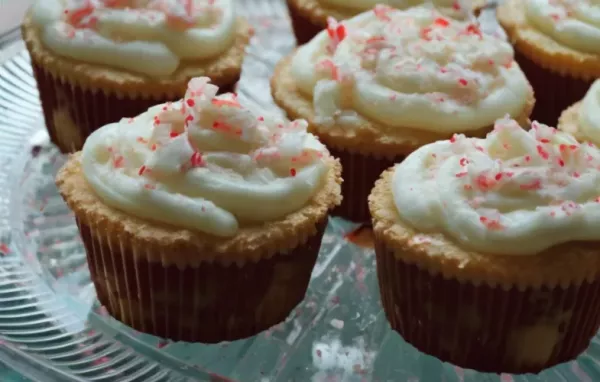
[524,0,600,55]
[392,117,600,255]
[318,0,473,19]
[291,5,531,133]
[558,80,600,146]
[30,0,237,77]
[81,77,332,237]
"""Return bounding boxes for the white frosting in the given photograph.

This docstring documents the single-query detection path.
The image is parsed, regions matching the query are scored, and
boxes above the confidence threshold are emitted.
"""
[31,0,237,77]
[82,77,330,237]
[319,0,474,19]
[291,6,530,133]
[393,117,600,255]
[525,0,600,54]
[578,80,600,146]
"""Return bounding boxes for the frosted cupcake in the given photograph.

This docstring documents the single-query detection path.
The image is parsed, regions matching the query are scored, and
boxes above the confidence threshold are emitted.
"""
[56,77,342,343]
[558,79,600,146]
[272,5,534,222]
[497,0,600,125]
[287,0,485,45]
[370,117,600,373]
[23,0,251,153]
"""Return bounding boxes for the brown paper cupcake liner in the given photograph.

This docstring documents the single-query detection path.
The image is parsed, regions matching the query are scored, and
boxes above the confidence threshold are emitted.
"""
[30,59,238,154]
[514,50,593,127]
[76,216,327,343]
[328,146,401,222]
[375,238,600,374]
[287,0,324,45]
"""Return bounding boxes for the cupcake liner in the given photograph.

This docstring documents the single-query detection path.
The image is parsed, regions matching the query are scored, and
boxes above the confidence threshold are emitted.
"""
[30,59,238,154]
[287,0,324,45]
[514,50,593,127]
[375,238,600,374]
[76,217,327,343]
[328,146,400,222]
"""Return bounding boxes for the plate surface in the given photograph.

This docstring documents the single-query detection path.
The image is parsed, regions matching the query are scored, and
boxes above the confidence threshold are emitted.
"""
[1,1,600,381]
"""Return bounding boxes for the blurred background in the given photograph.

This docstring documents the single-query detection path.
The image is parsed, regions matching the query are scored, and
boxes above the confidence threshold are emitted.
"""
[0,0,31,49]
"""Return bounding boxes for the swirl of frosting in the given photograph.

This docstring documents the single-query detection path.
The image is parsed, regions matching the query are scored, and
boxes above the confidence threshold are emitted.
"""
[392,117,600,255]
[30,0,237,77]
[82,77,331,237]
[525,0,600,54]
[578,80,600,146]
[291,5,530,132]
[319,0,473,19]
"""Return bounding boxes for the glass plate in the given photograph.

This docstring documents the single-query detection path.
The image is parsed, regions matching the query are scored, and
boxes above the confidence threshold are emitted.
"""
[1,1,600,381]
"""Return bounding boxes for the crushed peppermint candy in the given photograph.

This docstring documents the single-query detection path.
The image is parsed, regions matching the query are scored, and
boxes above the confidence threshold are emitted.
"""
[105,77,327,186]
[62,0,223,32]
[393,116,600,255]
[300,5,525,130]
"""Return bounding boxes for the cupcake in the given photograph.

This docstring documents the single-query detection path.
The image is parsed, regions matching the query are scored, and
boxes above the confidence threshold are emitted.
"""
[369,117,600,374]
[23,0,252,153]
[56,77,342,343]
[287,0,485,45]
[558,79,600,146]
[272,5,534,222]
[497,0,600,126]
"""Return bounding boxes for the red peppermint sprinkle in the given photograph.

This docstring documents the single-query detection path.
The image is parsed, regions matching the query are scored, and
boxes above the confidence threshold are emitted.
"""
[475,173,496,191]
[479,216,504,231]
[136,137,148,144]
[519,179,542,191]
[170,131,181,138]
[452,0,461,10]
[211,98,241,108]
[536,145,550,160]
[66,0,95,28]
[455,171,468,178]
[421,27,432,40]
[257,116,265,122]
[138,165,148,176]
[458,78,468,86]
[190,152,203,167]
[318,59,340,81]
[465,24,482,38]
[459,158,469,166]
[113,155,124,168]
[0,243,9,255]
[290,168,297,177]
[186,99,196,107]
[366,36,385,44]
[434,18,449,28]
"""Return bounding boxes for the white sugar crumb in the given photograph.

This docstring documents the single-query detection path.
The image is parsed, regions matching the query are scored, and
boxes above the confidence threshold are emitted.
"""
[330,318,344,329]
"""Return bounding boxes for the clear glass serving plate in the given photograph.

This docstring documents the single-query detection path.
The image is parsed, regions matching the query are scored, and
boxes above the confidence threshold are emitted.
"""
[1,1,600,381]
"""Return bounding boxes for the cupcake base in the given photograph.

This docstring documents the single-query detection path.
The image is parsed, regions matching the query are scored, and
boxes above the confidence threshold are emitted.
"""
[370,169,600,373]
[271,55,534,223]
[23,12,251,153]
[57,150,342,343]
[78,216,326,343]
[31,61,237,153]
[514,51,593,126]
[287,0,326,45]
[328,147,400,222]
[376,240,600,373]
